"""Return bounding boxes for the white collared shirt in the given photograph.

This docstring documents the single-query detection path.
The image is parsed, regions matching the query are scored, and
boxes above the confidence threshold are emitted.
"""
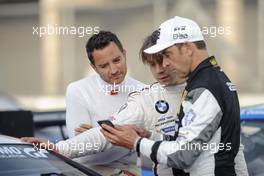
[66,73,144,138]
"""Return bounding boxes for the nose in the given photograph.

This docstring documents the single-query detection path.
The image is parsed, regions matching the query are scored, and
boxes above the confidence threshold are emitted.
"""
[162,57,170,68]
[155,64,164,74]
[110,63,119,75]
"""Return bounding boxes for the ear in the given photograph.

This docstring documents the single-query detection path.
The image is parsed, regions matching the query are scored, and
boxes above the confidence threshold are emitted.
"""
[91,64,98,73]
[188,47,193,56]
[185,43,194,56]
[122,49,127,58]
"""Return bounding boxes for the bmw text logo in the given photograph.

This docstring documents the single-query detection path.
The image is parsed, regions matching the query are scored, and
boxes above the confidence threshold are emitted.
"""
[155,100,169,114]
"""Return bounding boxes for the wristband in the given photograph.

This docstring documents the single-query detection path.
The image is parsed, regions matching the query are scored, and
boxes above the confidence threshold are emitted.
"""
[135,137,143,167]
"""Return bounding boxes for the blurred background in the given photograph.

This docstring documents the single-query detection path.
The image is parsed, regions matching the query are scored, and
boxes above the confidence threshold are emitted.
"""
[0,0,263,111]
[1,1,264,175]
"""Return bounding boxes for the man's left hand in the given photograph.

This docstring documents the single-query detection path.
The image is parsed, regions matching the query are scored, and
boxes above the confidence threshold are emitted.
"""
[100,124,139,150]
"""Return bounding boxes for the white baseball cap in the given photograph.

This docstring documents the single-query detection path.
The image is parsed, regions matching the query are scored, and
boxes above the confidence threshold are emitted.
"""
[144,16,204,54]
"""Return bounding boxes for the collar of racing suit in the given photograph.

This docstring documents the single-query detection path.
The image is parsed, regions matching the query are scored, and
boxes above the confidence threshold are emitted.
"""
[187,56,218,86]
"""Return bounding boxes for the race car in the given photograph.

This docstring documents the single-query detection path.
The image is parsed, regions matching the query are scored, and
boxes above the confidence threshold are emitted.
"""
[240,104,264,176]
[0,134,102,176]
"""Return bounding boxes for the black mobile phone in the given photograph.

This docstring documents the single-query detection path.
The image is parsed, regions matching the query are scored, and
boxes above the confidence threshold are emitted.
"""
[97,120,115,128]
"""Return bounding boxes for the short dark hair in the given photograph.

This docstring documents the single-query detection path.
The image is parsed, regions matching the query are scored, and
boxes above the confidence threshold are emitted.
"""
[85,31,124,65]
[175,40,206,50]
[193,40,206,49]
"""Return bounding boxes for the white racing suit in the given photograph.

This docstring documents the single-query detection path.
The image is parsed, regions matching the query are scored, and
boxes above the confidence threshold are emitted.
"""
[56,82,248,175]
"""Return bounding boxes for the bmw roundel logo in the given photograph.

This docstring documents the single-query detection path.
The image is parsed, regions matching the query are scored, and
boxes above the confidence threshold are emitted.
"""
[155,100,169,114]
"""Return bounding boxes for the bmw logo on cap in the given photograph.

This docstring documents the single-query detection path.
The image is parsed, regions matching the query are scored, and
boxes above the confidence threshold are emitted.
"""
[155,100,169,114]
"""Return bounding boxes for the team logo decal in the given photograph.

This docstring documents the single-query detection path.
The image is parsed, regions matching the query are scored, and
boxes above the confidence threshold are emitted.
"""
[210,57,218,67]
[155,100,169,114]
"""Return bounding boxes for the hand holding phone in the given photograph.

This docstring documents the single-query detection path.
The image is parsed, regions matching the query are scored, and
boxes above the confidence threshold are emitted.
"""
[97,120,115,128]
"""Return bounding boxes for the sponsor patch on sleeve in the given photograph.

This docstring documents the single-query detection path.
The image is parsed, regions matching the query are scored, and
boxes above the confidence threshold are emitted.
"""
[226,82,236,91]
[183,109,196,126]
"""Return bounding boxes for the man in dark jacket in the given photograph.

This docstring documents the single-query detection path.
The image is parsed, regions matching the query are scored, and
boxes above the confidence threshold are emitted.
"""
[101,16,247,176]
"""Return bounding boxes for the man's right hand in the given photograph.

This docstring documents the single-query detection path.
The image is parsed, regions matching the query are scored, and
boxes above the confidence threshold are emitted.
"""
[74,123,92,135]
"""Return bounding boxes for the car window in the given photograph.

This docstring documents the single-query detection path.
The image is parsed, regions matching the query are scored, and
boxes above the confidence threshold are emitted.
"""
[0,144,99,176]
